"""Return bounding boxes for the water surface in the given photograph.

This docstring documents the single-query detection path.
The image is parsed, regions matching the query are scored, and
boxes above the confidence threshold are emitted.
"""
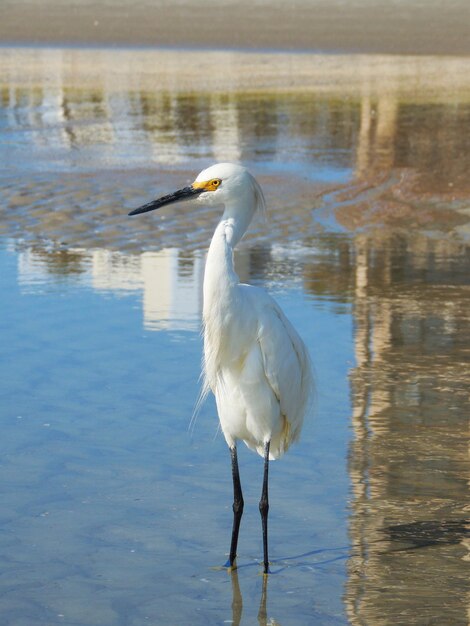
[0,46,469,625]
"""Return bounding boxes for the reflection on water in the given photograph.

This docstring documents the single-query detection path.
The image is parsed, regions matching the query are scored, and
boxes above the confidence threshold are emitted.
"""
[16,243,205,331]
[1,48,470,181]
[1,45,470,625]
[1,47,470,252]
[230,569,282,626]
[346,233,470,625]
[6,226,469,623]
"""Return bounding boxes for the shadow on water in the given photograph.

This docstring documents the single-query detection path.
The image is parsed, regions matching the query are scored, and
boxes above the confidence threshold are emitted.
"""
[380,519,470,552]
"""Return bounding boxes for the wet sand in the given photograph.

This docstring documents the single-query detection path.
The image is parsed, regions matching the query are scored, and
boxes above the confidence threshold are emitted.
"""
[2,0,470,56]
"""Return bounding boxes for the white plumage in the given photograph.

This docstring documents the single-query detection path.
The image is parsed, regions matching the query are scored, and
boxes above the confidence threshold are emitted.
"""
[197,163,313,460]
[129,162,314,573]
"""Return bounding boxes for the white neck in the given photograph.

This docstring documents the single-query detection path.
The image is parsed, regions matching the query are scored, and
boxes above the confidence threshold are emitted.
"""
[203,194,256,317]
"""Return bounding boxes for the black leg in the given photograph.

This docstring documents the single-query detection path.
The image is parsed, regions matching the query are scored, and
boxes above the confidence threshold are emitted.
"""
[228,445,244,567]
[259,441,270,574]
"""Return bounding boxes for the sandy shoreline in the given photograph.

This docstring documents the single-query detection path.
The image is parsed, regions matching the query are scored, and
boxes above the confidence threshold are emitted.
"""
[2,0,470,56]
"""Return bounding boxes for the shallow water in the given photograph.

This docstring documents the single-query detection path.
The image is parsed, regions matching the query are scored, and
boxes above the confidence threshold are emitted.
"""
[0,47,469,625]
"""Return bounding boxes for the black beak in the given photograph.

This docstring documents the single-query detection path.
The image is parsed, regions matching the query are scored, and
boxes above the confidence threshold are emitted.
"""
[128,185,204,216]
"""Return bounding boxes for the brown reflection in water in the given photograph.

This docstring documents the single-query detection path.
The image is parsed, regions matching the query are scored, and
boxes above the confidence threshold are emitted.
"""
[301,235,355,302]
[356,95,398,177]
[345,232,470,625]
[338,92,470,234]
[17,245,90,277]
[176,249,196,279]
[229,569,281,626]
[61,88,114,148]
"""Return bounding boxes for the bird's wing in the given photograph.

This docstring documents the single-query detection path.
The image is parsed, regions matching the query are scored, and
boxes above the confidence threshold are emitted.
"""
[256,294,313,444]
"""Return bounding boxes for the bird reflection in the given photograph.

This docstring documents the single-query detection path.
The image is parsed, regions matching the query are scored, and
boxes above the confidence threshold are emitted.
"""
[229,568,243,626]
[229,569,281,626]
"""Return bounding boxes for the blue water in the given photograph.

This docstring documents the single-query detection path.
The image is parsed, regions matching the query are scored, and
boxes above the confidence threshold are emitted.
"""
[0,240,352,625]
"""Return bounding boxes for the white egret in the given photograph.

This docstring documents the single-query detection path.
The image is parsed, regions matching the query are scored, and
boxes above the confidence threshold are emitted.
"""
[129,163,313,574]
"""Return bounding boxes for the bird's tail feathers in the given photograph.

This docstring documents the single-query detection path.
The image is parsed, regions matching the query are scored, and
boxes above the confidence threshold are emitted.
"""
[189,366,211,436]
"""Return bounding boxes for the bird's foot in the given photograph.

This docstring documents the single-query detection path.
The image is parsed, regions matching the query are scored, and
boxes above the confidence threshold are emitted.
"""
[224,557,238,571]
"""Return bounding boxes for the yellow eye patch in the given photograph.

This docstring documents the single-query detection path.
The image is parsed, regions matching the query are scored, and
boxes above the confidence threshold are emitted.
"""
[192,178,221,192]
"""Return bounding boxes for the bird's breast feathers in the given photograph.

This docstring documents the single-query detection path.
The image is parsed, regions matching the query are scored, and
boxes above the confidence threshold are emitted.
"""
[202,284,313,455]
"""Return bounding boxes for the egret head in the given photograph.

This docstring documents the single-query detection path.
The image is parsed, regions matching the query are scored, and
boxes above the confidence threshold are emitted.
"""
[128,162,266,218]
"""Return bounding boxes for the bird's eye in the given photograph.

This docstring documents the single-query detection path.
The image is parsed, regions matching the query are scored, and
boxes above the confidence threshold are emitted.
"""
[211,179,221,187]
